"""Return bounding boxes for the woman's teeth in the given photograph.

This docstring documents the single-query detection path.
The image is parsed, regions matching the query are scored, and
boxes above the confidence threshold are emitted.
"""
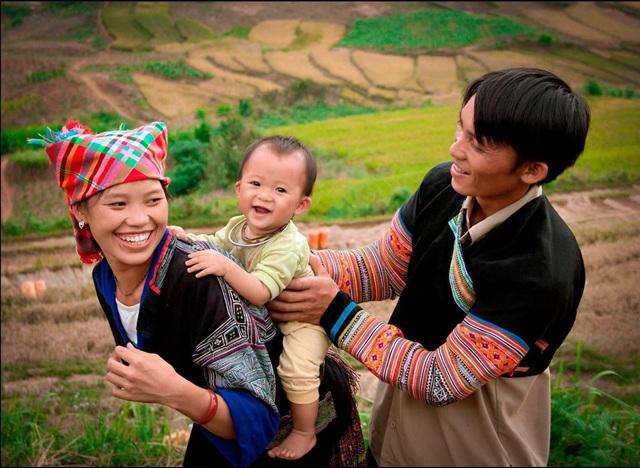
[118,233,150,245]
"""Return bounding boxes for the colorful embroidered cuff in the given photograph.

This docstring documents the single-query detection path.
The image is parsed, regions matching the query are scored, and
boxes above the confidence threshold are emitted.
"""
[320,290,362,343]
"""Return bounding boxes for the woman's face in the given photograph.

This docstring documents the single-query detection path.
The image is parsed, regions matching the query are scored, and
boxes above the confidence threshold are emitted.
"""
[79,179,168,272]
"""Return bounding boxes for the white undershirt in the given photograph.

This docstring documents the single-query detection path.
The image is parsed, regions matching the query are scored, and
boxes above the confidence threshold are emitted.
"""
[115,298,139,345]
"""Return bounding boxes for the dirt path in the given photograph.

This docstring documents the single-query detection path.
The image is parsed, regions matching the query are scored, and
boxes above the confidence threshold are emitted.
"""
[1,156,13,222]
[68,56,136,122]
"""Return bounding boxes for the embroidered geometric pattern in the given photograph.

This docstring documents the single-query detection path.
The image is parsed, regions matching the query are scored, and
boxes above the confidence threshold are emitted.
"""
[316,209,411,303]
[448,212,475,313]
[335,309,529,406]
[160,239,278,411]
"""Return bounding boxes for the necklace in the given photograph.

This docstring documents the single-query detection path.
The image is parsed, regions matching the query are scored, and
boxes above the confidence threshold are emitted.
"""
[114,271,148,297]
[228,219,289,248]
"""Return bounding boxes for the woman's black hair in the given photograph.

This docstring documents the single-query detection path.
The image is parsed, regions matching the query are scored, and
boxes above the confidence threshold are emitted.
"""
[463,68,591,184]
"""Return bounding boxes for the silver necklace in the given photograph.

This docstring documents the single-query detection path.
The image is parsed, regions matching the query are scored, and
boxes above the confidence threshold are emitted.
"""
[227,219,289,248]
[114,272,148,297]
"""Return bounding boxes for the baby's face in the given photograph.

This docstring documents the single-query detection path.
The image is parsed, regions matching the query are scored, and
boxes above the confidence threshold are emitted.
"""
[235,146,310,238]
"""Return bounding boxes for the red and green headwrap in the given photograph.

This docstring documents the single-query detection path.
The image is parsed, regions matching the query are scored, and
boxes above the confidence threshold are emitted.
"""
[28,120,171,264]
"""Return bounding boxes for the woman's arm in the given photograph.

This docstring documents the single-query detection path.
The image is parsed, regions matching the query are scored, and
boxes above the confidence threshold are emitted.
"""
[107,343,236,439]
[106,343,279,465]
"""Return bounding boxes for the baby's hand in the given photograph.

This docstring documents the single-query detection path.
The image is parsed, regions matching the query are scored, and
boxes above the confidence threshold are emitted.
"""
[168,225,188,240]
[186,250,228,278]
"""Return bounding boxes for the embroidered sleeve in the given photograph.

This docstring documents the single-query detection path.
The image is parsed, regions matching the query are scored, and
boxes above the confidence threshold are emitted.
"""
[323,292,529,406]
[314,209,411,303]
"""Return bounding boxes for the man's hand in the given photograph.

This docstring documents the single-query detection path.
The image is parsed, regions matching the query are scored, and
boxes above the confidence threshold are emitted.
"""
[267,255,340,325]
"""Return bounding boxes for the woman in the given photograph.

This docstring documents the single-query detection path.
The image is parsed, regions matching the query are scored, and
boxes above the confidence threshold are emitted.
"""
[30,120,365,467]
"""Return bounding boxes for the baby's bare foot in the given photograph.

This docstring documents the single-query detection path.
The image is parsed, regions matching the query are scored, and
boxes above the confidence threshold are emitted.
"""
[267,428,316,460]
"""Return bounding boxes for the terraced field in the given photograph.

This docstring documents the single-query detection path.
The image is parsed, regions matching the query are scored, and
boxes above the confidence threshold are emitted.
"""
[2,1,639,129]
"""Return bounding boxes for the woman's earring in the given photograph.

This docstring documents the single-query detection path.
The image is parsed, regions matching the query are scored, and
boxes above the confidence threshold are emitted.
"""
[78,221,85,229]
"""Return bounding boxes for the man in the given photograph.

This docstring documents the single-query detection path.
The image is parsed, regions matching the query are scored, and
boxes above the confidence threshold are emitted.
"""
[268,68,590,466]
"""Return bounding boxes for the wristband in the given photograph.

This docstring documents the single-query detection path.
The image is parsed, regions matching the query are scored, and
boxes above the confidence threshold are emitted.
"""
[194,389,218,425]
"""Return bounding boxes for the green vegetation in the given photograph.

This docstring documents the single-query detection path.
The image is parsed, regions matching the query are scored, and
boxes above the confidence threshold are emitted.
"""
[583,78,637,99]
[101,2,245,50]
[548,344,640,466]
[175,18,216,42]
[25,66,66,83]
[2,3,32,27]
[45,1,102,16]
[256,101,381,130]
[268,97,640,219]
[538,34,553,46]
[1,391,183,466]
[219,25,252,40]
[2,125,50,155]
[2,97,638,236]
[101,3,153,51]
[337,9,537,52]
[1,112,136,155]
[117,61,212,80]
[1,342,636,466]
[132,2,183,45]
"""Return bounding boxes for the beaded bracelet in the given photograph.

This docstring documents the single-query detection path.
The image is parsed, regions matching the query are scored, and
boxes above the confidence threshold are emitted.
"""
[194,389,218,425]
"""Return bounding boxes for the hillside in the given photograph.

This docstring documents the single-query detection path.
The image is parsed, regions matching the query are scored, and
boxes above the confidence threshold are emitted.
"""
[2,1,639,130]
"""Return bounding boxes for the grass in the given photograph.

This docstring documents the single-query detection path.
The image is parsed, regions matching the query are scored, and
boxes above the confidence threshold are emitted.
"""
[255,100,383,130]
[266,96,640,220]
[175,18,216,42]
[117,61,212,80]
[548,344,640,466]
[1,392,184,466]
[2,343,635,466]
[337,8,537,52]
[132,2,183,46]
[2,96,638,236]
[101,3,153,52]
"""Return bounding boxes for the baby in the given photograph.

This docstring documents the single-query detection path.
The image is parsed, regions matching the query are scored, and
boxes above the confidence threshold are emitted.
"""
[171,135,331,460]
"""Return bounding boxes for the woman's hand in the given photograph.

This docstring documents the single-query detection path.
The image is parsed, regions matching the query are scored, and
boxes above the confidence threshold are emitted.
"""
[107,343,180,405]
[107,343,236,439]
[267,255,340,325]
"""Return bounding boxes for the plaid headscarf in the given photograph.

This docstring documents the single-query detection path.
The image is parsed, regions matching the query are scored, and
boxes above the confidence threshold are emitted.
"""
[28,120,171,264]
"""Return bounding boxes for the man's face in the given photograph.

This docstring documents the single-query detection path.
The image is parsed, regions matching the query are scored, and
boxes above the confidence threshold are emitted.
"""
[448,95,532,216]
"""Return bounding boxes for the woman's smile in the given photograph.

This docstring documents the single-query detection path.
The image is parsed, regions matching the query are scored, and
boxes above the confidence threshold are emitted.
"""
[116,231,152,247]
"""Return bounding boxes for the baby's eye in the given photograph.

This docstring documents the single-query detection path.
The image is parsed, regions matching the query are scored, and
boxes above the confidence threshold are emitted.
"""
[250,181,260,186]
[276,187,286,193]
